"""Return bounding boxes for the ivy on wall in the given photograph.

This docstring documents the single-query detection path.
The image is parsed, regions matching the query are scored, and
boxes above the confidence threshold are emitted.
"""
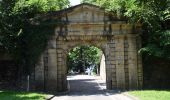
[0,0,66,77]
[17,20,56,75]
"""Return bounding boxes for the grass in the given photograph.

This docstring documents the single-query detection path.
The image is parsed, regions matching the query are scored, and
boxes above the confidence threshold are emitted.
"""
[0,91,47,100]
[129,90,170,100]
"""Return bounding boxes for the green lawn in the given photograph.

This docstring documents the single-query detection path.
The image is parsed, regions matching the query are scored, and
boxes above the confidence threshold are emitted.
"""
[0,91,47,100]
[129,90,170,100]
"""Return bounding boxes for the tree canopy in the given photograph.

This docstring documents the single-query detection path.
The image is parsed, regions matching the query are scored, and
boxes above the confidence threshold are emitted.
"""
[81,0,170,59]
[0,0,70,76]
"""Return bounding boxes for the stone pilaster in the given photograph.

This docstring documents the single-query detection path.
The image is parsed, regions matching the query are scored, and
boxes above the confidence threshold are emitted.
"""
[124,39,129,89]
[104,43,112,89]
[108,40,117,89]
[127,34,138,89]
[35,55,44,90]
[56,39,67,92]
[45,37,58,92]
[46,49,57,91]
[115,35,125,89]
[137,36,143,89]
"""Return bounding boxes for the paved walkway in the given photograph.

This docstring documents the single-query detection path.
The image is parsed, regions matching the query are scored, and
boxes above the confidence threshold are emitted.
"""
[49,75,133,100]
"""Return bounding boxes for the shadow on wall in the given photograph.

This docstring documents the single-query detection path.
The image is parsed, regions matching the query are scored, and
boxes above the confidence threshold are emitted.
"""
[143,57,170,89]
[0,61,18,90]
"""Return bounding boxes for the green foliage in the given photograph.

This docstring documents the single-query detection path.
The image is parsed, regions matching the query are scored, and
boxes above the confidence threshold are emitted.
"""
[14,0,70,12]
[133,0,170,59]
[81,0,97,5]
[0,0,70,75]
[139,30,170,59]
[67,45,102,73]
[125,0,170,31]
[16,22,56,75]
[82,0,170,59]
[81,0,126,16]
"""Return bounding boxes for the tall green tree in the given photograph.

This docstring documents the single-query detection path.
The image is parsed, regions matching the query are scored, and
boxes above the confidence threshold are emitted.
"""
[125,0,170,59]
[67,45,102,73]
[0,0,70,77]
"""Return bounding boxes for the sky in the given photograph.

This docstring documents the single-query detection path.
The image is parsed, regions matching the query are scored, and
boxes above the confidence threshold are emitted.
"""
[69,0,81,6]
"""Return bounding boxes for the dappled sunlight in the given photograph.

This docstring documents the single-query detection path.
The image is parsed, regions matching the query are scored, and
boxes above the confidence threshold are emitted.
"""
[48,75,132,100]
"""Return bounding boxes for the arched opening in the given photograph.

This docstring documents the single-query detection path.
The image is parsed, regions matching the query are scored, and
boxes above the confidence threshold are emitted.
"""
[66,45,107,93]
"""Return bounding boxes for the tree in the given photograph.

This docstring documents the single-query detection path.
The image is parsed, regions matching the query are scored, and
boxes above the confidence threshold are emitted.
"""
[0,0,70,78]
[81,0,127,17]
[80,0,170,59]
[125,0,170,59]
[67,45,102,73]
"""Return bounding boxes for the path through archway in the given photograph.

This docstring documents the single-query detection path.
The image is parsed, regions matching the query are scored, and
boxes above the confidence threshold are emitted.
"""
[66,45,107,93]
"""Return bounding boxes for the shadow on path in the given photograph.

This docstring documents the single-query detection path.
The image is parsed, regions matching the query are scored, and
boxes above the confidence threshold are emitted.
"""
[47,75,126,100]
[67,75,118,96]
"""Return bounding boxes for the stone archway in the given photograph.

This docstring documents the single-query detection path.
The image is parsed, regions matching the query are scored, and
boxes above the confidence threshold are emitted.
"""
[56,39,111,91]
[34,3,143,92]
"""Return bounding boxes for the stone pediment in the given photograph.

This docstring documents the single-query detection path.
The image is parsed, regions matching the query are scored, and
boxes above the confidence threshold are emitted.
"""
[45,3,125,23]
[65,8,105,23]
[40,3,141,36]
[61,3,109,23]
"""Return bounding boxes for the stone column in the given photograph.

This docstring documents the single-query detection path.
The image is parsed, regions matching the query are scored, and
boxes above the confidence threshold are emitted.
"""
[137,36,143,89]
[108,40,117,89]
[46,37,58,91]
[115,35,125,89]
[35,55,44,90]
[56,50,67,91]
[124,39,129,89]
[104,43,112,89]
[127,34,138,89]
[56,38,68,92]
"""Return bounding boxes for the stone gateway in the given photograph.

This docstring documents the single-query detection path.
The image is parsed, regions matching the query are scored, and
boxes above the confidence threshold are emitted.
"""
[34,3,143,92]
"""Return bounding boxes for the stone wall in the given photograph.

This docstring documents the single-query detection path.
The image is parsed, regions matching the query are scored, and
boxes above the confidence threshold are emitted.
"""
[34,34,142,92]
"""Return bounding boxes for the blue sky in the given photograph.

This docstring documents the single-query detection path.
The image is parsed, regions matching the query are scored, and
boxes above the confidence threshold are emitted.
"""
[70,0,81,6]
